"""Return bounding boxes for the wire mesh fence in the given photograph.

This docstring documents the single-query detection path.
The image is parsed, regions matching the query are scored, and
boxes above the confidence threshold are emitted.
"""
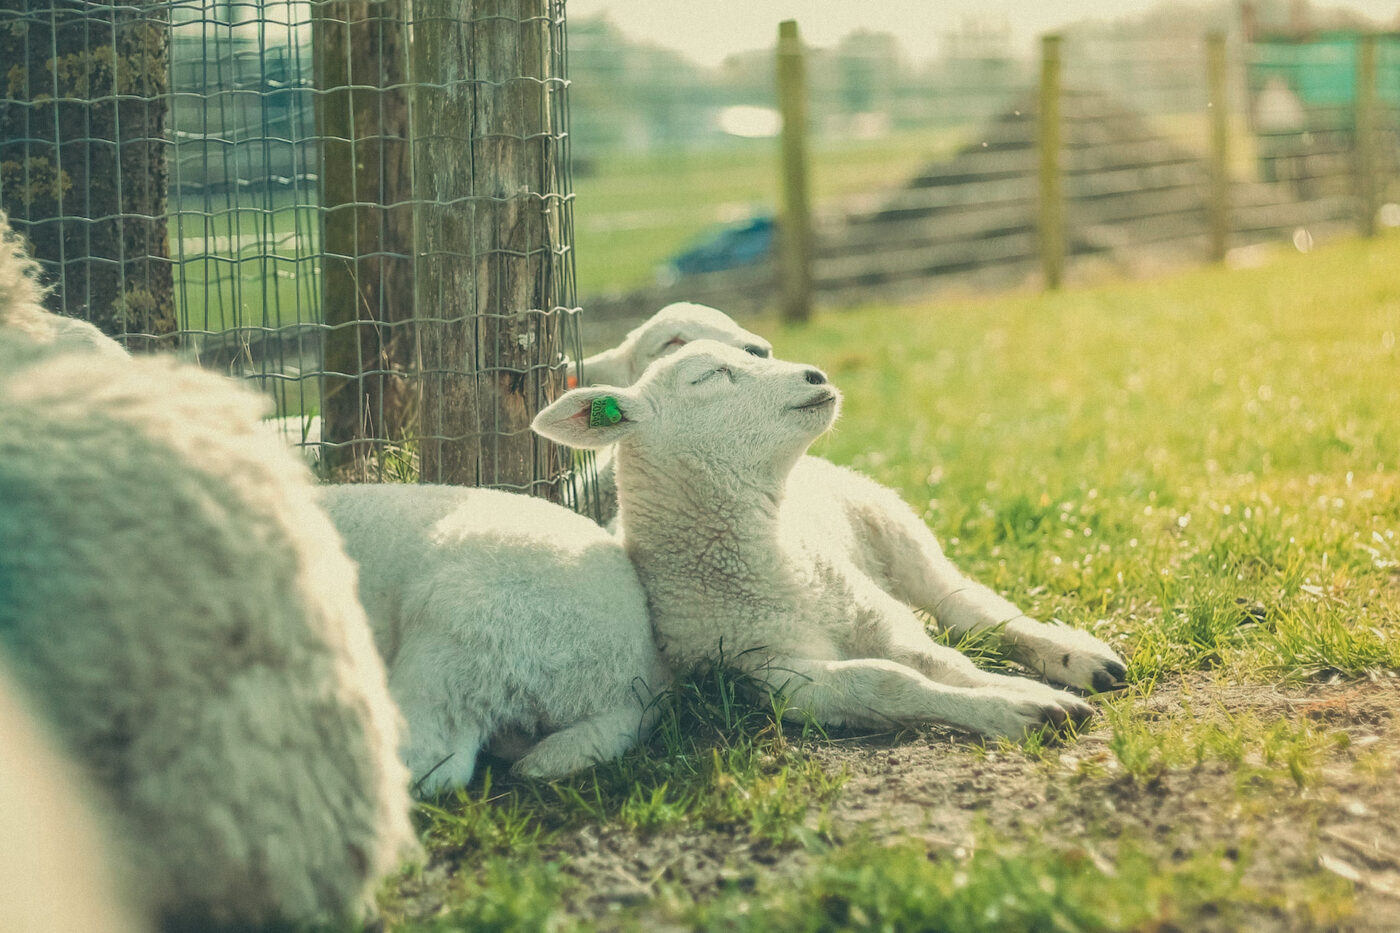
[0,0,587,501]
[5,5,1398,467]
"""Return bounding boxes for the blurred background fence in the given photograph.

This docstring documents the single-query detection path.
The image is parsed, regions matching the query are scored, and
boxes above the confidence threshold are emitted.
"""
[564,9,1400,325]
[0,0,583,497]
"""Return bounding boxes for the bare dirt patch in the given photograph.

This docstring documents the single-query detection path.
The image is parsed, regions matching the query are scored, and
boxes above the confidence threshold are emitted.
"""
[808,678,1400,932]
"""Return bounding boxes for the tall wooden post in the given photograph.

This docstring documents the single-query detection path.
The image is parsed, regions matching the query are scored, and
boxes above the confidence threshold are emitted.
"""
[777,19,813,323]
[1038,34,1065,291]
[0,3,174,348]
[1355,33,1379,238]
[1207,31,1231,263]
[413,0,566,489]
[315,0,416,477]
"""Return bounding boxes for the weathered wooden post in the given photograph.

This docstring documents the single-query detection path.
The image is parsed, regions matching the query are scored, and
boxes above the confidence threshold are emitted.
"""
[413,0,568,489]
[1038,34,1065,291]
[0,2,174,348]
[1207,31,1231,263]
[1355,32,1379,238]
[315,0,416,475]
[777,19,813,323]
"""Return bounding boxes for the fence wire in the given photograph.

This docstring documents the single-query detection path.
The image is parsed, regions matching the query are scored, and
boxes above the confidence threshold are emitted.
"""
[0,0,589,502]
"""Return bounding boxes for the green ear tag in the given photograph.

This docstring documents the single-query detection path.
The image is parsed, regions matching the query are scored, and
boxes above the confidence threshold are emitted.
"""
[589,395,623,427]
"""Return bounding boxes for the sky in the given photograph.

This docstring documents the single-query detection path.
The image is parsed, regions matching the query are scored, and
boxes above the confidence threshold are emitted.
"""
[568,0,1400,66]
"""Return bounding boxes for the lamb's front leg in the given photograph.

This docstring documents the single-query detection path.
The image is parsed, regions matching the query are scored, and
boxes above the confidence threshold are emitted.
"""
[887,638,1094,728]
[749,656,1081,740]
[866,505,1126,691]
[932,586,1126,693]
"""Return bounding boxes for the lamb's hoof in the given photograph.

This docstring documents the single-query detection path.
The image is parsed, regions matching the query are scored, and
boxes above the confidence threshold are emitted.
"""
[1059,694,1096,729]
[1038,643,1129,694]
[1090,659,1128,693]
[1003,678,1096,729]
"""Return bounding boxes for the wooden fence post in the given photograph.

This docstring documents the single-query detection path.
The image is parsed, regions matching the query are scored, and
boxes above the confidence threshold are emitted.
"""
[315,0,415,477]
[777,19,813,323]
[413,0,565,489]
[1038,34,1064,291]
[1207,31,1231,263]
[1355,33,1379,238]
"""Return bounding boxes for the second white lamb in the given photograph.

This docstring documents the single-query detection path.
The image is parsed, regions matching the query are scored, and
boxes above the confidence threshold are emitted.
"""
[320,483,671,794]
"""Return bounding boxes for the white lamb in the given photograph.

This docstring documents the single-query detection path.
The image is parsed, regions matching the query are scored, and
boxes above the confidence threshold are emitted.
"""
[0,335,417,926]
[579,301,774,386]
[575,305,1127,692]
[535,341,1123,739]
[319,483,671,794]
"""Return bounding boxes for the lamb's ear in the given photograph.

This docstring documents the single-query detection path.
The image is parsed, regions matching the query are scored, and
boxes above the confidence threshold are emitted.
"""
[577,345,633,387]
[532,386,645,449]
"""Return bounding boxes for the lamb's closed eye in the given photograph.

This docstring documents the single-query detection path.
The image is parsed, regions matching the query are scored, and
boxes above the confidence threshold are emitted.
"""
[690,366,734,385]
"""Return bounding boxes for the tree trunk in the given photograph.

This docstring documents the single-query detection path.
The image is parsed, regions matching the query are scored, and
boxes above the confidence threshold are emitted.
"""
[314,0,416,477]
[413,0,568,490]
[0,0,174,350]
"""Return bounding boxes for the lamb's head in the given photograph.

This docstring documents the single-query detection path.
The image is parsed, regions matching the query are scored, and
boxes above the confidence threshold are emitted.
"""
[579,302,772,386]
[535,339,838,481]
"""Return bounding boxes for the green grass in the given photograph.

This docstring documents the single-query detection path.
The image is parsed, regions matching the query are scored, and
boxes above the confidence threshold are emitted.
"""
[170,190,321,335]
[366,232,1400,931]
[677,834,1294,933]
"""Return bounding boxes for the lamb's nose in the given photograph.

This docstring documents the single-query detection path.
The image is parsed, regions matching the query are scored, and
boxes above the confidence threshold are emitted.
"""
[804,369,827,385]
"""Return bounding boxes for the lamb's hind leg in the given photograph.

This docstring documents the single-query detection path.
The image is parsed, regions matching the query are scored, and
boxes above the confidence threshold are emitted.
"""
[752,656,1079,739]
[513,698,655,779]
[390,638,490,795]
[854,496,1126,692]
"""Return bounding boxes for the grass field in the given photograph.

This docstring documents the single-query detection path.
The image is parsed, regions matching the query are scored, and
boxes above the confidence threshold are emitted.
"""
[170,115,1262,335]
[371,233,1400,931]
[543,127,968,298]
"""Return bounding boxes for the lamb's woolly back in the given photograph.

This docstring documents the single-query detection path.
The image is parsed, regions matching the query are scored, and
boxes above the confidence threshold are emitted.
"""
[0,659,144,933]
[0,212,126,357]
[0,339,415,929]
[320,482,669,792]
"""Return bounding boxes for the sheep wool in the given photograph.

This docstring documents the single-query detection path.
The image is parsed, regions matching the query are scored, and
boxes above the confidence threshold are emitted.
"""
[0,338,417,930]
[0,657,144,933]
[321,483,671,794]
[0,211,127,358]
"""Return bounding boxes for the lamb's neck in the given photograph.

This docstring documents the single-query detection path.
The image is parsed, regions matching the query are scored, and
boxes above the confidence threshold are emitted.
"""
[615,449,793,602]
